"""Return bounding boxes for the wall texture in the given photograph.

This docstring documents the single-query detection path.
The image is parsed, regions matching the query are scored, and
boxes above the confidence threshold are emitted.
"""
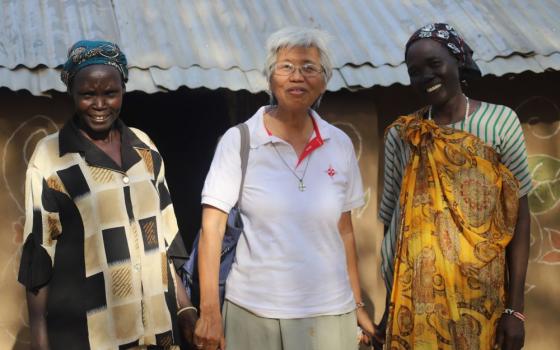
[0,90,71,349]
[1,71,559,349]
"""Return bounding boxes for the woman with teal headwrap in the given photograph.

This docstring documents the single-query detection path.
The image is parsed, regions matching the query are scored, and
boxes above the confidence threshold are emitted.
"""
[19,40,197,349]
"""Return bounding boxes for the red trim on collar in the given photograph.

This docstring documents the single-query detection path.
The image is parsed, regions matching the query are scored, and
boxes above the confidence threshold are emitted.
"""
[297,116,323,166]
[263,114,324,167]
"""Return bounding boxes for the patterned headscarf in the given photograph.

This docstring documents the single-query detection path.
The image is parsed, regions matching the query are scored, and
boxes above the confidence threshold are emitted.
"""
[405,23,481,81]
[61,40,128,88]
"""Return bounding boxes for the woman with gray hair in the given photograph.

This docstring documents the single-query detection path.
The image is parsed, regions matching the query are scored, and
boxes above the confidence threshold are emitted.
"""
[193,27,375,350]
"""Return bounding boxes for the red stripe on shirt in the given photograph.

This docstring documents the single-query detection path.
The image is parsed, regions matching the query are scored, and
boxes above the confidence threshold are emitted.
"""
[264,114,324,167]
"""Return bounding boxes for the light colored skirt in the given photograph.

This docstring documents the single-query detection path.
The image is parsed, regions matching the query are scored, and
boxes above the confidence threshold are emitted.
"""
[222,300,358,350]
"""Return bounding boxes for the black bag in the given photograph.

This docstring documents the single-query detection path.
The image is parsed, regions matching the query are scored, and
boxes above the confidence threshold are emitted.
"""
[181,123,250,308]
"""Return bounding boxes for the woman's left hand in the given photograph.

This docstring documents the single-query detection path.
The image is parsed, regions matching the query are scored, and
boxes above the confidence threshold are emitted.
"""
[178,309,199,350]
[356,307,375,345]
[494,315,524,350]
[357,307,385,349]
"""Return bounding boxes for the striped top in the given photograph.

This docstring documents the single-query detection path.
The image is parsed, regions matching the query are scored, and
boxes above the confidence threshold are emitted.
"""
[379,101,532,290]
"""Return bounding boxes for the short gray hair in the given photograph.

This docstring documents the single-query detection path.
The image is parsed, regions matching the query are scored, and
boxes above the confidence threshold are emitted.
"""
[264,26,333,84]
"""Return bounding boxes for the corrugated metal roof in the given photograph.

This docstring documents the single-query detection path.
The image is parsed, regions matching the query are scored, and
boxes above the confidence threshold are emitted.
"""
[0,0,119,69]
[1,0,560,95]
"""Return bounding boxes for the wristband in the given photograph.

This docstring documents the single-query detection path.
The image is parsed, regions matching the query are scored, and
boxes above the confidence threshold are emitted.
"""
[503,308,525,322]
[177,306,197,316]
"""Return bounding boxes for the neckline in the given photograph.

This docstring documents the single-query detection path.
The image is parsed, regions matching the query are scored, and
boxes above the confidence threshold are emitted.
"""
[263,112,324,167]
[427,100,483,126]
[448,100,483,126]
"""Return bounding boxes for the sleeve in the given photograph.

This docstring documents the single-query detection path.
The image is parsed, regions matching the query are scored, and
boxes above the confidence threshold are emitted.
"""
[18,164,60,291]
[499,109,532,197]
[378,127,404,226]
[201,127,242,213]
[342,135,365,212]
[154,148,188,271]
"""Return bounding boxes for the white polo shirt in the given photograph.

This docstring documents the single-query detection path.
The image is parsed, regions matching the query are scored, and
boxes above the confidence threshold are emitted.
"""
[201,106,365,318]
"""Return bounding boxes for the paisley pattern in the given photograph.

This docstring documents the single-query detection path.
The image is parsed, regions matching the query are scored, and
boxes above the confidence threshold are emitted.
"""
[386,113,520,349]
[452,167,497,227]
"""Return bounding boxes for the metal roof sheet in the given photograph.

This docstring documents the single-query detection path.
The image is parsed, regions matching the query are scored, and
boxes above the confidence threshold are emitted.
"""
[0,0,119,69]
[1,0,559,95]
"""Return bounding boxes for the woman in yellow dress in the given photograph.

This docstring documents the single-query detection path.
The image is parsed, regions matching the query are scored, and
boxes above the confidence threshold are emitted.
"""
[378,23,531,350]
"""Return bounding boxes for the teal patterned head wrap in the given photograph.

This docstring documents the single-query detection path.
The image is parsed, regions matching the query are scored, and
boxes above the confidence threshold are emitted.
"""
[61,40,128,88]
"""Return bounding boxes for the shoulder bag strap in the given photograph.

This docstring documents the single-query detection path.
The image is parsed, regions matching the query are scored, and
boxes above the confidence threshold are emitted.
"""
[235,123,250,208]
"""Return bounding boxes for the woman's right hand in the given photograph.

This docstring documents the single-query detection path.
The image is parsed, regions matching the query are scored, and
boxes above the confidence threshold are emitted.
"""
[196,206,229,349]
[193,308,226,350]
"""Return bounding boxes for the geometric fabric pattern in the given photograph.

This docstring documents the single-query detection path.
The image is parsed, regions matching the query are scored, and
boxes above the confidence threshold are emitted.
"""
[18,118,187,349]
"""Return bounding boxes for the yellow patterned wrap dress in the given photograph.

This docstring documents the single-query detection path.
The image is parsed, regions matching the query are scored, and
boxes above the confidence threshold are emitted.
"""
[386,113,520,350]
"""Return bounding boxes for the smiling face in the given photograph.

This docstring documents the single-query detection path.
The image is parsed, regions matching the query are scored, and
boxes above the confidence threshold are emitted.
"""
[406,39,462,107]
[270,46,326,111]
[71,64,124,136]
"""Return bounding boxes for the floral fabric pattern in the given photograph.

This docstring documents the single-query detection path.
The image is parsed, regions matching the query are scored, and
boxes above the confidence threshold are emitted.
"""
[386,112,520,349]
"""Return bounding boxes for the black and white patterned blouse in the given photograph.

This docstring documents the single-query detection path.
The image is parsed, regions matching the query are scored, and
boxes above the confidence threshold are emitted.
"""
[19,118,187,349]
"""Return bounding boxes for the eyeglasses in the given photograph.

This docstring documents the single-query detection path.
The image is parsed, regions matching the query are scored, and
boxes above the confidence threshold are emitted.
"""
[272,62,324,77]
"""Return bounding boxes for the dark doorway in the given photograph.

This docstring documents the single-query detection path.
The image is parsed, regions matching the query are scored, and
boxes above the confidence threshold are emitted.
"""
[120,87,229,249]
[120,87,267,249]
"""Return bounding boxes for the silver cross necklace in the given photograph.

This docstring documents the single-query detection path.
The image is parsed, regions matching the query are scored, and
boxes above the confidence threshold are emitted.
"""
[271,143,311,191]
